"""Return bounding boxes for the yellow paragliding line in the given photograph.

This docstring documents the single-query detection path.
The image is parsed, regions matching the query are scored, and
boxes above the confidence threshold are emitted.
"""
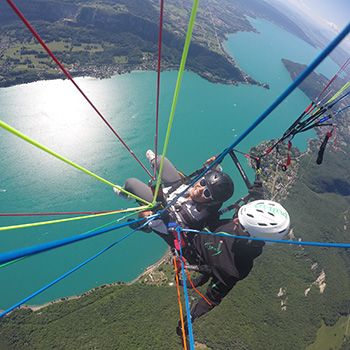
[0,208,144,267]
[152,0,199,204]
[0,119,151,206]
[0,206,150,232]
[325,81,350,104]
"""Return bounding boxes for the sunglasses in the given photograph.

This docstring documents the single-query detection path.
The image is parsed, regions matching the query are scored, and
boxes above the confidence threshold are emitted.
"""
[199,178,212,199]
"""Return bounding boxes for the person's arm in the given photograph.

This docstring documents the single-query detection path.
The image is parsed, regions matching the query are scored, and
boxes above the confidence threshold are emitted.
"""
[248,180,265,200]
[128,210,166,234]
[191,276,238,320]
[176,275,238,337]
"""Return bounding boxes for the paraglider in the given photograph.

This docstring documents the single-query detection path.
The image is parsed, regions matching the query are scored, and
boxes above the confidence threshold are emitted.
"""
[0,0,350,349]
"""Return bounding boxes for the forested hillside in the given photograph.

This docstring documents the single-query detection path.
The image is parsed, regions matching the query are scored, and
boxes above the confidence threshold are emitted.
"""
[0,0,247,87]
[1,122,349,350]
[0,0,315,88]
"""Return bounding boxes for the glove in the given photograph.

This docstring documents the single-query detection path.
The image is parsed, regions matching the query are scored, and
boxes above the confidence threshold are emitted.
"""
[176,319,190,349]
[176,318,188,337]
[127,218,152,233]
[248,180,264,199]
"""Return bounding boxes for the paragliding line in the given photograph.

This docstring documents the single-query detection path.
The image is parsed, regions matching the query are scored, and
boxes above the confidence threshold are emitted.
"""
[176,227,195,349]
[173,256,188,350]
[0,120,151,206]
[317,57,350,103]
[0,229,137,318]
[182,228,350,248]
[0,215,159,265]
[154,0,165,180]
[0,210,119,217]
[152,0,199,204]
[0,207,149,232]
[0,210,143,268]
[159,21,350,211]
[6,0,153,179]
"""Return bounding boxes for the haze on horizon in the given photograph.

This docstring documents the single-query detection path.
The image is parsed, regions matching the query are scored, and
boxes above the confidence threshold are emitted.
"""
[266,0,350,52]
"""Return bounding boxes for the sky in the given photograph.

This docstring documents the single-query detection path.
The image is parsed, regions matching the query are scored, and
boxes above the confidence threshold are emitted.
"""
[283,0,349,31]
[268,0,350,32]
[269,0,350,51]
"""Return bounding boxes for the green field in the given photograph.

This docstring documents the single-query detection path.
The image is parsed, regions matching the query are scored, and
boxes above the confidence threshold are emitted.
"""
[307,316,350,350]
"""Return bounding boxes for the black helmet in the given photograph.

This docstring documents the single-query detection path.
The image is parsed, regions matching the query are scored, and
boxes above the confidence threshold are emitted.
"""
[204,170,234,202]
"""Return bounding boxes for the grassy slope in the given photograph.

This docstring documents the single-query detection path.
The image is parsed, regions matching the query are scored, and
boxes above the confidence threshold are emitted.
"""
[306,316,350,350]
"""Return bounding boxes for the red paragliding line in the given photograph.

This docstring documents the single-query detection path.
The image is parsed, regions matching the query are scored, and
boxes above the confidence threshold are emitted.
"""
[6,0,153,179]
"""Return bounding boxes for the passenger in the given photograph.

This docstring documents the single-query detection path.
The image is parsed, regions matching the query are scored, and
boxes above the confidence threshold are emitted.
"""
[114,150,234,247]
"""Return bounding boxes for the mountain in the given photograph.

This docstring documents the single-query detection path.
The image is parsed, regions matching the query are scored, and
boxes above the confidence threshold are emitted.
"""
[0,0,248,87]
[282,58,350,151]
[0,0,316,88]
[265,0,350,66]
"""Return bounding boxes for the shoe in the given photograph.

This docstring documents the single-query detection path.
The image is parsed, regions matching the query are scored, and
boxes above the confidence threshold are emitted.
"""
[113,187,129,199]
[146,149,156,163]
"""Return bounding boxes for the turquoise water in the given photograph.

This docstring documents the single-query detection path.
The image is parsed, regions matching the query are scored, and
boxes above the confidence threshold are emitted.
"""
[0,18,339,309]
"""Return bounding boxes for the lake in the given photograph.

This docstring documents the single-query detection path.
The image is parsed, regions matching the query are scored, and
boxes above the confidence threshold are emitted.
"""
[0,18,339,309]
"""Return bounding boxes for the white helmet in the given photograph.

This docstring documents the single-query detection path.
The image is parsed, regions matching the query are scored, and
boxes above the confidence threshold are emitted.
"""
[238,200,290,240]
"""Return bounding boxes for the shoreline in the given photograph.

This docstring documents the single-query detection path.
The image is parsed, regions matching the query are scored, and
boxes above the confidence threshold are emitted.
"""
[2,144,313,315]
[0,61,269,90]
[9,249,172,313]
[1,116,346,315]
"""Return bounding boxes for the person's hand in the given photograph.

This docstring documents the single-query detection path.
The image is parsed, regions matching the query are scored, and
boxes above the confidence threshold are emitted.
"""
[203,156,223,172]
[203,156,216,167]
[139,210,153,218]
[176,318,188,337]
[127,210,153,233]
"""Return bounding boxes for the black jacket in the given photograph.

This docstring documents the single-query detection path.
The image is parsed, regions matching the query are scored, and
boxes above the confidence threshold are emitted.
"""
[190,219,265,285]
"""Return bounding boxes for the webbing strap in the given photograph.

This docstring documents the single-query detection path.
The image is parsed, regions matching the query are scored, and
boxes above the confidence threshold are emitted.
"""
[152,0,199,204]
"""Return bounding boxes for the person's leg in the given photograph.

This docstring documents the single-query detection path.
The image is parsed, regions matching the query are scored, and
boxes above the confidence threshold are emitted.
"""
[147,151,182,186]
[124,178,153,203]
